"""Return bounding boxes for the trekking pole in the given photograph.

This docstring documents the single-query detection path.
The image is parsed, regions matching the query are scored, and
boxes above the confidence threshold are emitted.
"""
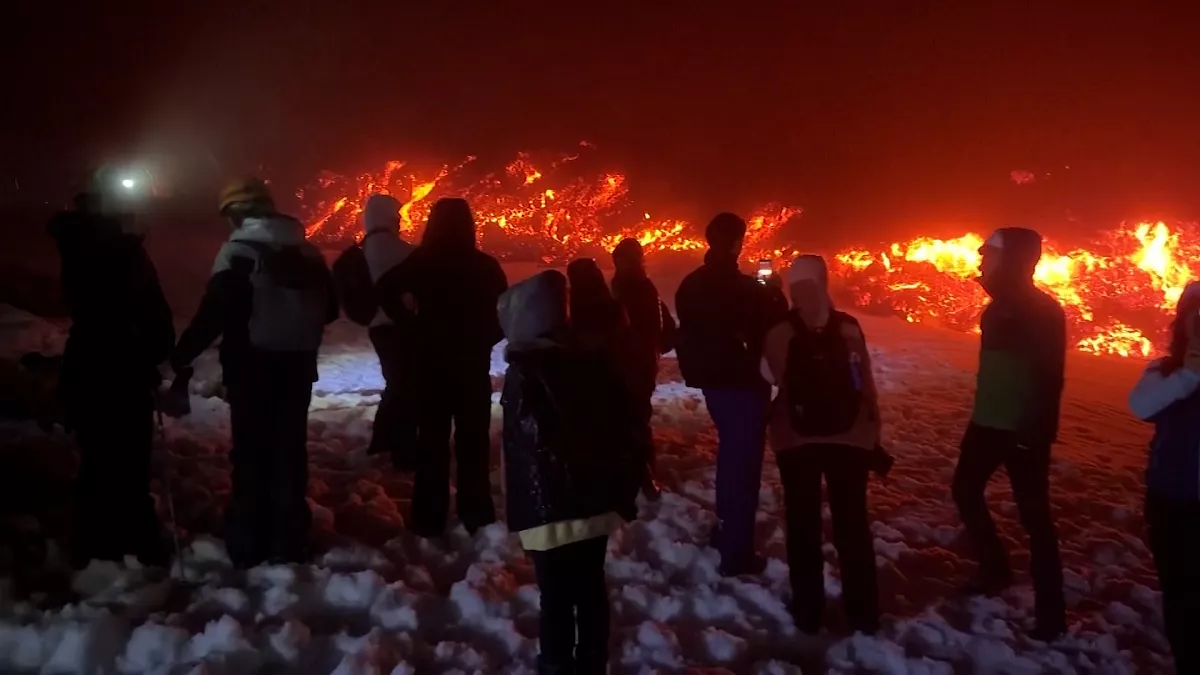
[154,408,187,577]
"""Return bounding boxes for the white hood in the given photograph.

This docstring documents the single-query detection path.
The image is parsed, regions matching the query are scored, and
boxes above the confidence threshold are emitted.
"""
[212,215,312,274]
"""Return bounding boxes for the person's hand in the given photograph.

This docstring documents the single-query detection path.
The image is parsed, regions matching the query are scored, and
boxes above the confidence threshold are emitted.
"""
[764,271,784,291]
[401,292,418,314]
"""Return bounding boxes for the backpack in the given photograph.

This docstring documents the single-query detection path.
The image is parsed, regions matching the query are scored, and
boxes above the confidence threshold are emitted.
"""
[331,243,378,326]
[244,243,330,352]
[783,310,864,436]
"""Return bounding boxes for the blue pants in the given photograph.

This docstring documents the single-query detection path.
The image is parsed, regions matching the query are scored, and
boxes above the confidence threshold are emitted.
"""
[703,387,770,573]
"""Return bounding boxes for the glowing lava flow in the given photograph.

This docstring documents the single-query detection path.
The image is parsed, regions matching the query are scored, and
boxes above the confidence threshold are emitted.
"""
[299,147,1196,358]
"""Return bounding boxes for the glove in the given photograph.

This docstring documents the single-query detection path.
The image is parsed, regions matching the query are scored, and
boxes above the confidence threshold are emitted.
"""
[157,366,193,418]
[867,445,895,478]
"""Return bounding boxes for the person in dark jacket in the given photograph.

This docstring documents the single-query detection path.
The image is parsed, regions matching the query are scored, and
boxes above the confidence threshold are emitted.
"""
[171,178,338,568]
[376,198,508,537]
[610,239,675,497]
[49,190,175,569]
[1128,280,1200,675]
[675,213,788,576]
[499,270,648,675]
[952,226,1067,641]
[566,257,627,355]
[359,194,419,469]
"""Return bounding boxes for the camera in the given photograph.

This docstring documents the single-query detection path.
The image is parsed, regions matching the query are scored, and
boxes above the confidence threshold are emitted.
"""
[755,259,774,285]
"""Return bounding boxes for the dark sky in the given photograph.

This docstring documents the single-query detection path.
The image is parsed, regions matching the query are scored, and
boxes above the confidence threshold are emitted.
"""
[4,2,1199,238]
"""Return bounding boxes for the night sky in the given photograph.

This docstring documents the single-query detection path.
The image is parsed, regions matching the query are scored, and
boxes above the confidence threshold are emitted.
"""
[4,2,1199,239]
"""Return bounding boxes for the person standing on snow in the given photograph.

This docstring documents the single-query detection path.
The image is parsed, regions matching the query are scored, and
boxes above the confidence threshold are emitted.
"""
[375,197,507,538]
[952,226,1067,641]
[49,187,175,569]
[499,270,648,675]
[1128,280,1200,675]
[674,212,788,576]
[170,178,338,568]
[610,238,677,496]
[761,255,882,635]
[351,194,419,469]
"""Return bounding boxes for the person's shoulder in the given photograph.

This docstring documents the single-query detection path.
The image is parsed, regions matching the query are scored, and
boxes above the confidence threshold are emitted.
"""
[833,311,864,339]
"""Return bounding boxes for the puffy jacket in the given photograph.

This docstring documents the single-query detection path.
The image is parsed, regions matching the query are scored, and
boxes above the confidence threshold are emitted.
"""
[499,273,648,533]
[1129,360,1200,501]
[361,194,415,328]
[674,250,788,389]
[971,228,1065,447]
[48,210,174,412]
[173,215,338,384]
[376,200,507,373]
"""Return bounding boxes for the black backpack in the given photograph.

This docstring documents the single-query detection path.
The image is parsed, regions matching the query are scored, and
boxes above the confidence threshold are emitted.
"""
[783,310,864,436]
[331,244,378,326]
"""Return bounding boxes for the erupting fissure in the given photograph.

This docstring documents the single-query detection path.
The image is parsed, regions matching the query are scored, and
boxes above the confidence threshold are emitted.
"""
[299,146,1196,359]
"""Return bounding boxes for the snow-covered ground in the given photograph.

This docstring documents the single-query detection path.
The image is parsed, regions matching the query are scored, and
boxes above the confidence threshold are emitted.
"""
[0,299,1174,674]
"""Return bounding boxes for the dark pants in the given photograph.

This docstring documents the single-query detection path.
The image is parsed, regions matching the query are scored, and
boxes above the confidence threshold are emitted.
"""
[530,536,610,675]
[953,424,1065,627]
[411,364,496,536]
[225,379,314,568]
[703,386,770,573]
[71,391,163,567]
[368,324,419,469]
[1146,493,1200,675]
[778,446,879,633]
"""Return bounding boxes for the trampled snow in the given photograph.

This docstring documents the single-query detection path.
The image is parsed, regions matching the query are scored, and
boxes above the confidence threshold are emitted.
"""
[0,300,1176,673]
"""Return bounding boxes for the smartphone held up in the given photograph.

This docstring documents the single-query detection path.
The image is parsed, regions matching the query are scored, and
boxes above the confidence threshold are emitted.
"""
[756,259,774,286]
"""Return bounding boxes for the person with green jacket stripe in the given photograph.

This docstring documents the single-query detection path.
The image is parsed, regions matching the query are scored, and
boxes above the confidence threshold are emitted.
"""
[952,226,1068,642]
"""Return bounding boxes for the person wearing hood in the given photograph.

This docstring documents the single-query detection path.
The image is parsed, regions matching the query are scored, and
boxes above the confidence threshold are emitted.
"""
[499,270,648,675]
[674,213,789,576]
[170,178,339,568]
[952,226,1067,640]
[359,194,419,468]
[1128,280,1200,674]
[761,255,882,634]
[49,187,175,569]
[375,197,508,538]
[610,239,676,496]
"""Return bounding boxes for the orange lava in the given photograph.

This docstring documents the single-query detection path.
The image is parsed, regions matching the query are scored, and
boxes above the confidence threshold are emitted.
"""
[300,146,1195,358]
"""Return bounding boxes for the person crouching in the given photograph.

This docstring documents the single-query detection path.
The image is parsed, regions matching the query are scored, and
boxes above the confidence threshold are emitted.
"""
[761,254,883,635]
[499,270,649,675]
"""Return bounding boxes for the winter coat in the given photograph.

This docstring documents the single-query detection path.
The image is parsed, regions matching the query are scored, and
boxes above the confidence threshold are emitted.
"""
[971,229,1065,447]
[499,272,648,549]
[611,271,673,399]
[1129,360,1200,501]
[48,210,174,415]
[173,215,338,386]
[361,195,415,328]
[376,204,507,376]
[674,250,788,389]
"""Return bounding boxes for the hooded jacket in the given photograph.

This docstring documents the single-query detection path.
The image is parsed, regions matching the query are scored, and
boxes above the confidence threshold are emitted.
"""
[48,209,174,407]
[499,272,646,549]
[375,198,507,372]
[675,249,788,389]
[762,256,881,452]
[361,195,415,328]
[173,214,338,384]
[611,253,674,400]
[970,227,1065,446]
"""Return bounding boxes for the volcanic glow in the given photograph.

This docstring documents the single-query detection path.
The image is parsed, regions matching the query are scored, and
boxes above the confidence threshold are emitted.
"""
[300,146,1196,359]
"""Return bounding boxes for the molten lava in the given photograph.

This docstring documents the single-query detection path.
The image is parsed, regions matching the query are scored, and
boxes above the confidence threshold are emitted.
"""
[300,147,1196,359]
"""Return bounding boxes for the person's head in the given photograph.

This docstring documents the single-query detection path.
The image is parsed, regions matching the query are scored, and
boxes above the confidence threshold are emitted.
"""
[978,227,1042,298]
[612,238,645,276]
[1162,281,1200,374]
[363,194,401,235]
[218,177,275,228]
[787,255,832,326]
[422,197,477,250]
[498,270,569,354]
[705,212,747,258]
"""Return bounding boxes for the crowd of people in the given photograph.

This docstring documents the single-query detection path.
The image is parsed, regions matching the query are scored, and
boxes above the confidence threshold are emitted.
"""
[45,175,1199,674]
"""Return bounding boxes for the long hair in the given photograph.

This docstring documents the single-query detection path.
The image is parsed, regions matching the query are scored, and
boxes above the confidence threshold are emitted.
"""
[1158,289,1200,375]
